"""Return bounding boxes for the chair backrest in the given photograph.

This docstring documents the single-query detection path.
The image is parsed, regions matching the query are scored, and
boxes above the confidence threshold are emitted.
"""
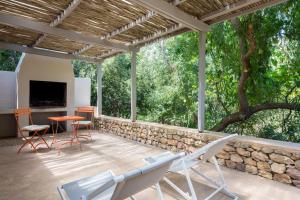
[76,106,94,121]
[110,153,183,200]
[14,108,33,129]
[185,134,237,162]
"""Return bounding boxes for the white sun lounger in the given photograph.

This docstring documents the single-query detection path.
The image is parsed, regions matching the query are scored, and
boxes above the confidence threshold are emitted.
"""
[145,134,238,200]
[57,152,184,200]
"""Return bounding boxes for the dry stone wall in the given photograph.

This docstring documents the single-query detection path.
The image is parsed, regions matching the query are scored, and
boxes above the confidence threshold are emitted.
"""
[95,115,300,188]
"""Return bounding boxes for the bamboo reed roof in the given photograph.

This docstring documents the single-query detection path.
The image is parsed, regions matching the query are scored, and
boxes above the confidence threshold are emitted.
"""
[0,0,287,62]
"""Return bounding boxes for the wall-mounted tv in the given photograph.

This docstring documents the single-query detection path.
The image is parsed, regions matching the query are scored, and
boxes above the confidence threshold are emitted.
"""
[29,80,67,108]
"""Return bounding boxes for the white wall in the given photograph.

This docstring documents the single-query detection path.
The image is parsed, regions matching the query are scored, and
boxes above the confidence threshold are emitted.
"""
[74,78,91,107]
[0,71,16,111]
[16,53,75,134]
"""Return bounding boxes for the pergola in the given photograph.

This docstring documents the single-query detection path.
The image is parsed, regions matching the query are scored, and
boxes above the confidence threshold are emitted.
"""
[0,0,287,132]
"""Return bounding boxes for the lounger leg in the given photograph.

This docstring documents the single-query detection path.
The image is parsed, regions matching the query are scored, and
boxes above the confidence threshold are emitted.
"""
[163,177,191,200]
[212,157,238,200]
[182,160,197,200]
[155,183,164,200]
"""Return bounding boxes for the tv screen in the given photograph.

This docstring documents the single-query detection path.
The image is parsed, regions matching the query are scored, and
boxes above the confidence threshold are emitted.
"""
[30,80,67,108]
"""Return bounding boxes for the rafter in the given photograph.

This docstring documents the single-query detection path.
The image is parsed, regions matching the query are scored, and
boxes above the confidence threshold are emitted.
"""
[132,24,184,47]
[73,11,155,55]
[32,0,82,47]
[0,12,128,51]
[200,0,261,21]
[209,0,288,24]
[129,0,210,31]
[73,0,186,56]
[0,41,101,63]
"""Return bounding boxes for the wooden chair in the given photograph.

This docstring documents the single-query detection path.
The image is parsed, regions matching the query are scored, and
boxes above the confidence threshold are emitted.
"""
[72,106,95,141]
[14,108,50,154]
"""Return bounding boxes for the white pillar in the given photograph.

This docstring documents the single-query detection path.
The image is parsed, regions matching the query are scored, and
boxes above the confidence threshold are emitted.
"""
[97,61,103,116]
[198,32,206,132]
[131,48,138,121]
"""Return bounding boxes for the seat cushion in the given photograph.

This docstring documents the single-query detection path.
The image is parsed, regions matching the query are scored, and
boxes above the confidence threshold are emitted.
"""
[21,125,50,132]
[59,170,116,200]
[71,121,92,125]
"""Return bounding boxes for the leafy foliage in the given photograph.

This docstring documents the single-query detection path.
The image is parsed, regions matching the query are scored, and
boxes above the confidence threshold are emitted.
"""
[0,1,299,142]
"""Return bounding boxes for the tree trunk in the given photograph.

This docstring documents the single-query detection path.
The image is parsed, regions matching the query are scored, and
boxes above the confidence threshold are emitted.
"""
[211,18,299,132]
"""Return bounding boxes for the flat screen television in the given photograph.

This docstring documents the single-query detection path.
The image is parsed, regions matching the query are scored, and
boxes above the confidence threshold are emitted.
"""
[30,80,67,108]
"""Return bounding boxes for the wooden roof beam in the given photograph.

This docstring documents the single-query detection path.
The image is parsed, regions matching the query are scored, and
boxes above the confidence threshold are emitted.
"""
[73,11,155,55]
[32,0,82,47]
[129,0,210,32]
[0,41,101,63]
[132,24,184,47]
[200,0,261,21]
[73,0,186,56]
[209,0,288,24]
[0,12,129,51]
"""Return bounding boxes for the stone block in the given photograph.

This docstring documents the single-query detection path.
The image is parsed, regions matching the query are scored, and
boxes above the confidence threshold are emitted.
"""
[224,145,235,152]
[292,180,300,188]
[251,143,262,151]
[246,165,258,175]
[286,168,300,180]
[244,157,257,166]
[234,142,250,149]
[252,151,268,161]
[259,170,273,180]
[226,160,237,169]
[167,139,178,146]
[269,153,294,165]
[236,147,250,157]
[236,163,246,172]
[273,174,292,184]
[294,160,300,170]
[257,161,271,172]
[291,152,300,160]
[274,149,292,157]
[231,154,243,163]
[218,158,225,166]
[216,150,230,160]
[261,147,274,154]
[271,163,286,174]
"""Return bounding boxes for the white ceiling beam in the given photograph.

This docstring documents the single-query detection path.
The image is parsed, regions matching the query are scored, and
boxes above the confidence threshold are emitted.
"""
[73,11,155,55]
[73,0,186,56]
[103,11,156,40]
[32,0,82,47]
[132,24,184,47]
[98,50,122,59]
[210,0,288,24]
[0,12,129,51]
[129,0,210,31]
[0,41,101,63]
[201,0,261,21]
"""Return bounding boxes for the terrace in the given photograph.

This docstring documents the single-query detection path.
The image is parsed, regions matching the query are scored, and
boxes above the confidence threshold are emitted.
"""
[0,131,299,200]
[0,0,299,199]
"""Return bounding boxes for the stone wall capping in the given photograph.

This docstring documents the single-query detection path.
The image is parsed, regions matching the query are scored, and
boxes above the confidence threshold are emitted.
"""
[95,115,300,187]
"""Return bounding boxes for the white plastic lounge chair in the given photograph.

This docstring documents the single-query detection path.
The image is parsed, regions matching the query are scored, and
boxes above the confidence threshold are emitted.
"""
[57,152,184,200]
[145,134,238,200]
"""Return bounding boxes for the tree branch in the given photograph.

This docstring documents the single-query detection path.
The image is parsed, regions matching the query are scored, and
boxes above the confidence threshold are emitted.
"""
[211,102,300,132]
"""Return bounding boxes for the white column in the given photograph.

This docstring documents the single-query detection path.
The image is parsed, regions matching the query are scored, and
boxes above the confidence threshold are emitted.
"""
[131,48,138,121]
[198,32,206,132]
[97,61,103,116]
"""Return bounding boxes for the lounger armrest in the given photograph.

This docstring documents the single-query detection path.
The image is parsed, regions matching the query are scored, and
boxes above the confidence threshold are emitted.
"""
[85,179,116,200]
[144,151,176,164]
[57,186,71,200]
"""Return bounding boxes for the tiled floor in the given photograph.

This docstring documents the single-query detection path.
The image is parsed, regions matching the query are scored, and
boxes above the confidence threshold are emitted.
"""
[0,132,298,200]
